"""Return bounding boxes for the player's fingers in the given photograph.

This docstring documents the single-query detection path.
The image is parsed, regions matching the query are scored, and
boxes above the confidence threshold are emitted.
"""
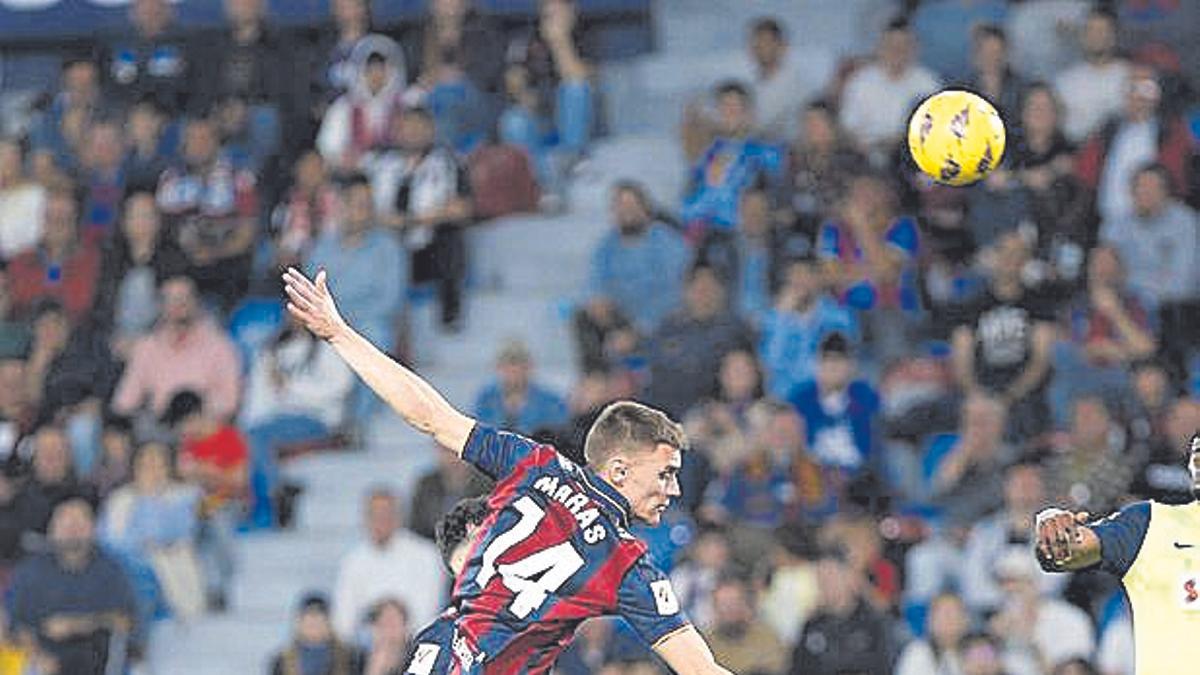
[284,284,317,314]
[1074,512,1091,525]
[315,268,330,296]
[284,271,323,307]
[284,267,317,295]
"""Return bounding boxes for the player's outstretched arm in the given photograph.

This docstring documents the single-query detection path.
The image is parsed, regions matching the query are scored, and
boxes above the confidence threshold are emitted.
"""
[1034,507,1101,572]
[654,625,736,675]
[282,267,474,454]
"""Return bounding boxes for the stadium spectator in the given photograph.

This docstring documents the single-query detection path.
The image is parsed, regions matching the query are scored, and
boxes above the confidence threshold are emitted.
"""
[1080,66,1192,226]
[701,576,787,675]
[1051,245,1154,425]
[959,631,1008,675]
[9,499,137,675]
[556,618,623,675]
[270,150,341,272]
[759,255,856,400]
[75,122,127,245]
[1124,357,1175,448]
[15,426,98,537]
[715,188,796,323]
[963,24,1026,124]
[951,231,1055,441]
[0,138,45,261]
[701,414,794,531]
[307,175,406,425]
[270,592,361,675]
[28,58,110,175]
[500,0,594,203]
[359,598,411,675]
[681,82,784,240]
[1053,7,1131,143]
[312,0,377,113]
[407,0,504,153]
[1044,395,1141,517]
[838,18,940,162]
[577,180,689,360]
[122,100,173,194]
[372,106,472,332]
[98,441,205,619]
[23,299,118,475]
[103,0,191,117]
[156,117,259,313]
[331,487,444,639]
[110,275,242,426]
[318,37,408,173]
[894,592,970,675]
[165,390,248,612]
[738,17,831,142]
[818,175,920,366]
[669,528,731,633]
[473,339,568,436]
[789,546,892,675]
[408,450,487,542]
[6,188,101,327]
[784,100,865,235]
[788,333,879,479]
[820,515,900,611]
[92,191,189,355]
[682,349,765,477]
[93,416,135,500]
[645,264,753,418]
[988,547,1095,672]
[241,312,355,526]
[1099,163,1199,381]
[927,394,1017,524]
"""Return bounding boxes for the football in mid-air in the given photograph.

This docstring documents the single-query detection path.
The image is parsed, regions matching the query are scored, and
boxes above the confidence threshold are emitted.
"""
[907,89,1006,186]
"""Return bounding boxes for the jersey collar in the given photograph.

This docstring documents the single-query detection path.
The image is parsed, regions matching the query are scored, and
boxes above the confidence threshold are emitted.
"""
[581,467,633,529]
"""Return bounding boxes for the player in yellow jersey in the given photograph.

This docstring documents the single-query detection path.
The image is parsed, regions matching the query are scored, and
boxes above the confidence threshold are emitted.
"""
[1035,433,1200,674]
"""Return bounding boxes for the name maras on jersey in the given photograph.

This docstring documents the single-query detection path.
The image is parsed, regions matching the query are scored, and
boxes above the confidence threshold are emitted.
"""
[530,474,608,545]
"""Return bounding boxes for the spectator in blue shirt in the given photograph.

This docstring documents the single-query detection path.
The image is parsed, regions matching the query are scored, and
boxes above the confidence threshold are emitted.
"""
[307,174,406,424]
[759,256,858,400]
[575,181,690,372]
[788,333,880,475]
[473,339,569,436]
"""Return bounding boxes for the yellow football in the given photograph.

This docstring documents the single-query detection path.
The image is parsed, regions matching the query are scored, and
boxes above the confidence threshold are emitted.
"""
[907,89,1006,187]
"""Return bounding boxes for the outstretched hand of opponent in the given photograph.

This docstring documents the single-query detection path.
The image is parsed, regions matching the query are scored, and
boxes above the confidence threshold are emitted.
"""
[1035,508,1095,571]
[283,267,346,342]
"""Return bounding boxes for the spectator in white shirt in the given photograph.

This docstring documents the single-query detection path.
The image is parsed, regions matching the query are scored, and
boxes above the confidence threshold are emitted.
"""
[0,137,46,260]
[1053,6,1131,143]
[739,17,832,142]
[332,486,445,640]
[839,17,940,163]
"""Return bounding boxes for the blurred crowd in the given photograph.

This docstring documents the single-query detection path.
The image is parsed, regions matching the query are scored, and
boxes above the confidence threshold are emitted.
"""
[0,0,1194,674]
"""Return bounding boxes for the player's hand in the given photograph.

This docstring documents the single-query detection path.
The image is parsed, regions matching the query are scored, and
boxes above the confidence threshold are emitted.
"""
[282,267,348,342]
[1035,507,1090,569]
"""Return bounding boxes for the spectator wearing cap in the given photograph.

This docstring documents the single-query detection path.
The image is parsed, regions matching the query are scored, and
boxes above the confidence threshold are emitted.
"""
[156,117,260,313]
[102,0,192,117]
[9,499,138,675]
[1053,7,1131,144]
[369,106,472,332]
[759,255,856,401]
[473,340,568,436]
[787,333,879,478]
[789,546,892,675]
[737,17,832,142]
[23,299,119,476]
[701,576,787,675]
[307,175,406,426]
[318,38,408,174]
[271,592,362,675]
[332,487,444,639]
[645,265,754,418]
[0,138,46,262]
[6,188,101,328]
[110,275,242,427]
[681,82,785,242]
[837,18,940,162]
[500,0,595,203]
[988,547,1094,673]
[577,181,690,363]
[164,389,249,612]
[1080,64,1193,226]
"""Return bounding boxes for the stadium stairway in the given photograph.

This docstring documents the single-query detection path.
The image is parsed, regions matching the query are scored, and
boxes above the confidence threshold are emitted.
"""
[150,2,874,672]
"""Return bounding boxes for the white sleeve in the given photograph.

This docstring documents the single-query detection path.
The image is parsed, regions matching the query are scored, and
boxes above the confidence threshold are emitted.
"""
[317,99,351,166]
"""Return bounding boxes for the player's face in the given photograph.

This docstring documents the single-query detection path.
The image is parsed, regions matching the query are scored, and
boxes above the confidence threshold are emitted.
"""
[622,443,682,526]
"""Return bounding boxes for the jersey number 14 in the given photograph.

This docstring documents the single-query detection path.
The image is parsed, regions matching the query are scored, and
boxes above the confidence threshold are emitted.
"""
[476,496,586,618]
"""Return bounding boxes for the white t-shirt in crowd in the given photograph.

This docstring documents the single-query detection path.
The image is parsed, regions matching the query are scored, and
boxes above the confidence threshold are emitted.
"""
[839,62,940,148]
[1055,59,1132,142]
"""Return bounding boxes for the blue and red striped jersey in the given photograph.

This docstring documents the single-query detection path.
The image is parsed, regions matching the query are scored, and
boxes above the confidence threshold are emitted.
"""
[405,609,458,675]
[448,424,690,674]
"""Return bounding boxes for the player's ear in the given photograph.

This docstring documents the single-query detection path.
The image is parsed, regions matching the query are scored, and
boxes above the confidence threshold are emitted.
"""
[608,457,629,486]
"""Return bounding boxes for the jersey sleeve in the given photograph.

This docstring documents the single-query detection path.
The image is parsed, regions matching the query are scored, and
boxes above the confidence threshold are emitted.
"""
[461,423,539,480]
[1091,500,1152,577]
[616,555,691,647]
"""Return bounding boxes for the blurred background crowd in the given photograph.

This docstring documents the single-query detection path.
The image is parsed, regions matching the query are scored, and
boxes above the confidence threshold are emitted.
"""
[0,0,1196,673]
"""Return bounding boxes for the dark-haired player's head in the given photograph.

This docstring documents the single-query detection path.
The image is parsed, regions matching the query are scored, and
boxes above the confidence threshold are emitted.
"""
[436,496,490,575]
[583,401,687,526]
